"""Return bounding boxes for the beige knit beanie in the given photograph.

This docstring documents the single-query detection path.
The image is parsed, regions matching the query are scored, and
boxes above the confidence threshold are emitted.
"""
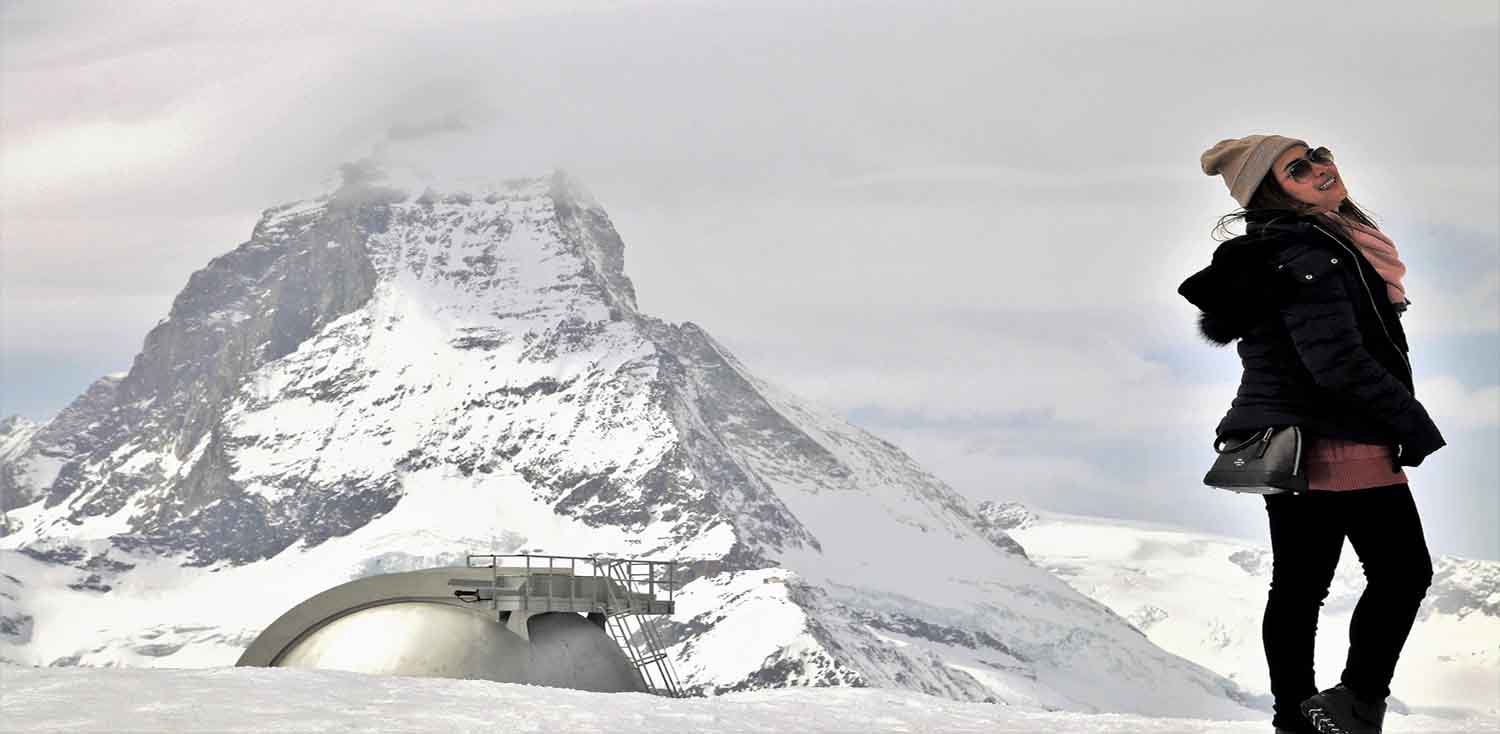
[1201,134,1307,207]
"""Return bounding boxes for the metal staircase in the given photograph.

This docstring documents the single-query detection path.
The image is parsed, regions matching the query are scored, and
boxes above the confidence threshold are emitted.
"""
[600,559,683,697]
[463,553,684,697]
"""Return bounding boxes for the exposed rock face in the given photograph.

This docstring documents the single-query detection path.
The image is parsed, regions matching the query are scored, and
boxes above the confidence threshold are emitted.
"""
[0,170,1256,719]
[2,379,121,514]
[970,501,1036,557]
[0,571,32,644]
[975,501,1038,531]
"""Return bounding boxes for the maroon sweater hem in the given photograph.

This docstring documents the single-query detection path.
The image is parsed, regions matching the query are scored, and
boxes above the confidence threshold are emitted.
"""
[1305,438,1408,491]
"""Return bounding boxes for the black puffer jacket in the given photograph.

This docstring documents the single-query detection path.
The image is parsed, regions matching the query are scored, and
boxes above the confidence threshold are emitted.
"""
[1178,209,1446,467]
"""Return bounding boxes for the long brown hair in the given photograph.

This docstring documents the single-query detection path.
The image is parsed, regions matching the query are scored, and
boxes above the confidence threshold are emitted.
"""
[1212,174,1379,241]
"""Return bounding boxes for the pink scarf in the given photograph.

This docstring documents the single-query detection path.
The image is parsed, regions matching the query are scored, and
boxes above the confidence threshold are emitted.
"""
[1320,211,1409,306]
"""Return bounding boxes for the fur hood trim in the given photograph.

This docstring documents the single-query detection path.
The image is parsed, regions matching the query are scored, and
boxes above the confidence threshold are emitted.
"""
[1178,232,1293,346]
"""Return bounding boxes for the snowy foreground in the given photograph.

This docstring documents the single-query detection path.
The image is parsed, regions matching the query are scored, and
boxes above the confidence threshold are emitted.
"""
[3,667,1497,734]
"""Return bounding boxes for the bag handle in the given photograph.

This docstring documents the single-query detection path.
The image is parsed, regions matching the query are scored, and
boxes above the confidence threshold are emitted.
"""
[1213,427,1272,455]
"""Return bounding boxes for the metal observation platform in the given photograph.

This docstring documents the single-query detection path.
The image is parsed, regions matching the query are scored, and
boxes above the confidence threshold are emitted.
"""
[461,553,682,695]
[237,553,683,697]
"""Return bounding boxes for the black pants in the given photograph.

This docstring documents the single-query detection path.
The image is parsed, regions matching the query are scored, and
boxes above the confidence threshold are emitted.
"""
[1262,482,1433,729]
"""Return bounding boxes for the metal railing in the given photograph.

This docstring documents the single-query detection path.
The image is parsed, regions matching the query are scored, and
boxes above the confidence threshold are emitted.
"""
[463,553,683,696]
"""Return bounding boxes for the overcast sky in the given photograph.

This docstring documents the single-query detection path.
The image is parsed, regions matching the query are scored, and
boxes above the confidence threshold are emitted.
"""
[2,1,1497,559]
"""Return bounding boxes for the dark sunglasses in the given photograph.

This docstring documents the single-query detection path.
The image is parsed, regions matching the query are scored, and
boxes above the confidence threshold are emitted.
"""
[1284,146,1335,182]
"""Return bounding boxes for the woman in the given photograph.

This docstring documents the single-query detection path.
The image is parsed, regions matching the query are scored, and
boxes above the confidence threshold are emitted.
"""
[1178,134,1445,734]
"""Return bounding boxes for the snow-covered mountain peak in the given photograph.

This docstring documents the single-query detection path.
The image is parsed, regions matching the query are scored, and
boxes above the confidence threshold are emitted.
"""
[1,170,1260,718]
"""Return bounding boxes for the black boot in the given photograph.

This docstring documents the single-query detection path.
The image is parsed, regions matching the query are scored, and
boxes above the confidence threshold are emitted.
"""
[1300,684,1387,734]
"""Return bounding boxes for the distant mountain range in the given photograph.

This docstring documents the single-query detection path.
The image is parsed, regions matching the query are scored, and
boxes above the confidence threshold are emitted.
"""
[1000,502,1500,718]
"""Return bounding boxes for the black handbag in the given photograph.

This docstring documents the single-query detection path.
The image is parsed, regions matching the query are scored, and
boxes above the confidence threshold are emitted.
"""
[1203,426,1308,495]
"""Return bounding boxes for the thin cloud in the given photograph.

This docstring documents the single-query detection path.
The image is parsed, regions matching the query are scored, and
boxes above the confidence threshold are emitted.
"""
[386,113,471,142]
[2,0,1496,559]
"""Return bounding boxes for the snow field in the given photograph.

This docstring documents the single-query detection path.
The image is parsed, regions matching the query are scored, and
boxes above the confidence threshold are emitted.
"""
[5,666,1498,733]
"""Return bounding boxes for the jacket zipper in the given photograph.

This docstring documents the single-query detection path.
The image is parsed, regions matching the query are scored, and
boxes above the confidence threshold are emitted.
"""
[1292,427,1302,477]
[1310,223,1415,390]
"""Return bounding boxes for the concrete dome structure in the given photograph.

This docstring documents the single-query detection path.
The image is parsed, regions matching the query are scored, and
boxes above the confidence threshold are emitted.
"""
[237,558,680,694]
